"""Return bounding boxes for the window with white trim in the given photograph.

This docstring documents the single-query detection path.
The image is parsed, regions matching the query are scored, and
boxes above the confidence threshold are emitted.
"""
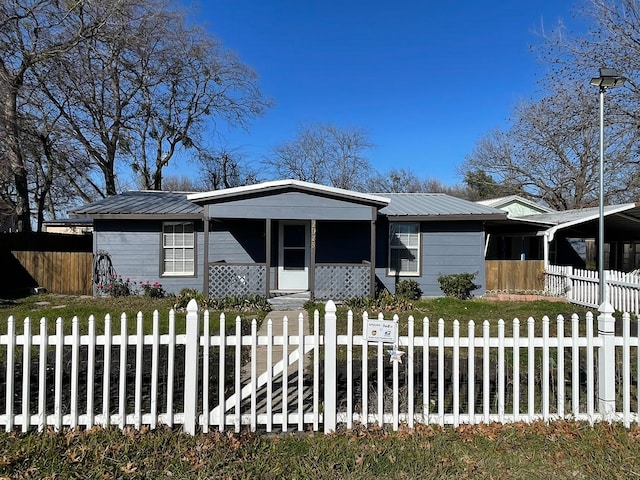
[388,222,420,276]
[163,221,195,275]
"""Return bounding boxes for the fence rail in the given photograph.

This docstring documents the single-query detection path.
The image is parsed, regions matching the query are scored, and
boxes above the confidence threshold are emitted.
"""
[1,301,638,434]
[545,265,640,313]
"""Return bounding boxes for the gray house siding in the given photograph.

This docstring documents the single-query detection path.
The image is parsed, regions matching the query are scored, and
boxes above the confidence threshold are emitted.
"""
[206,191,376,221]
[375,220,486,298]
[94,220,204,295]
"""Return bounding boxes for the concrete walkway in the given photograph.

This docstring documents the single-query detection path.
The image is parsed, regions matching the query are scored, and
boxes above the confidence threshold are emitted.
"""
[242,309,310,378]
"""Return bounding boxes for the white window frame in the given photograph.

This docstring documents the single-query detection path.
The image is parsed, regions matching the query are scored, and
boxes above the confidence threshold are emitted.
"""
[162,221,195,276]
[388,222,420,276]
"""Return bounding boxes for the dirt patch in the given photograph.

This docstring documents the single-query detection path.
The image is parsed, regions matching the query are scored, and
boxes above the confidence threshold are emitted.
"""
[484,293,568,303]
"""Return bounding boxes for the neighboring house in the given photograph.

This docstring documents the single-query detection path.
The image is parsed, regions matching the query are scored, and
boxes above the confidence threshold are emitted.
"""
[480,195,556,262]
[483,197,640,272]
[42,218,94,235]
[71,179,508,300]
[477,195,555,217]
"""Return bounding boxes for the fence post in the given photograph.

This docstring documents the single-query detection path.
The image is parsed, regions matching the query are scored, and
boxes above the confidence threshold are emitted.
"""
[183,299,200,435]
[597,301,616,420]
[324,300,337,433]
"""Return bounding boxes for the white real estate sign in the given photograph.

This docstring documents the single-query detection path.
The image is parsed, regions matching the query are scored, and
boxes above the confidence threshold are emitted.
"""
[366,319,398,343]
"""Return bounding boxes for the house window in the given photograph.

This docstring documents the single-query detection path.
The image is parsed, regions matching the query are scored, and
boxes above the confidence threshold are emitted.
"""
[163,221,195,275]
[388,223,420,276]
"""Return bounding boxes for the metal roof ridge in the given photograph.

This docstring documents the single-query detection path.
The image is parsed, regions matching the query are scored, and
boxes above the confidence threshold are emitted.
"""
[187,179,390,205]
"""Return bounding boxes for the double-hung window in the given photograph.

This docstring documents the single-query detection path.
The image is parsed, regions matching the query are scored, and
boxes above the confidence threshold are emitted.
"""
[163,221,195,275]
[388,222,420,276]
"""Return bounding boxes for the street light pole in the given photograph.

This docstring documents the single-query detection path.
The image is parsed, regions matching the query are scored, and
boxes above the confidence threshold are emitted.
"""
[590,67,626,420]
[589,67,626,305]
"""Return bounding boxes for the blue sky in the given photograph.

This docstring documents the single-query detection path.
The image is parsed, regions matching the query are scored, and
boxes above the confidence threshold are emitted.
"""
[184,0,582,186]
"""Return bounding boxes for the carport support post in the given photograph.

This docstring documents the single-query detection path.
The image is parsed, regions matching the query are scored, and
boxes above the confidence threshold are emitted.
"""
[323,300,337,433]
[184,299,200,435]
[597,301,616,420]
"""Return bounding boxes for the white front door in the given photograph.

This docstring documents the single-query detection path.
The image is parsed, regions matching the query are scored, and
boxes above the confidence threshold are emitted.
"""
[278,221,310,290]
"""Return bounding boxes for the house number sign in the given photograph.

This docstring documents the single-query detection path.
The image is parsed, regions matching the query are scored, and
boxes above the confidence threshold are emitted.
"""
[366,319,398,343]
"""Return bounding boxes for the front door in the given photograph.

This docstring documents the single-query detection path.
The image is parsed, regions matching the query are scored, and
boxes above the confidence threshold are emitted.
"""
[278,221,310,290]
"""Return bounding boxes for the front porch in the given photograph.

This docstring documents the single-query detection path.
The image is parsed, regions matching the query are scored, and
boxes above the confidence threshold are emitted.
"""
[189,180,390,301]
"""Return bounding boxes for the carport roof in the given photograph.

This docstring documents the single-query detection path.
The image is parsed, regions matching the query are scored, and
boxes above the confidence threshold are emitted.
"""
[510,203,640,240]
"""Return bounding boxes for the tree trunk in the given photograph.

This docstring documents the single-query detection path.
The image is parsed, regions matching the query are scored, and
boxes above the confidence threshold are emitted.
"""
[3,83,32,232]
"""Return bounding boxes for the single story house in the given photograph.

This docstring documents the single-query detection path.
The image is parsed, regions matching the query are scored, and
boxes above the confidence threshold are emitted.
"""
[71,179,508,300]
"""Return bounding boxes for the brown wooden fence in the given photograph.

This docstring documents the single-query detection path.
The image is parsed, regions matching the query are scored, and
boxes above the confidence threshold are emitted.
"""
[12,250,93,295]
[0,232,93,297]
[485,260,545,292]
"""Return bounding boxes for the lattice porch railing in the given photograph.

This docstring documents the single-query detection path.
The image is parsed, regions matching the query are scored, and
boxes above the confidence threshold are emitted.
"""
[314,263,370,300]
[208,263,266,298]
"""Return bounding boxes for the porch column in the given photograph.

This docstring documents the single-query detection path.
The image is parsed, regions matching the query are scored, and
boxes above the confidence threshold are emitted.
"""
[310,219,316,299]
[265,218,271,297]
[203,217,210,295]
[370,216,376,298]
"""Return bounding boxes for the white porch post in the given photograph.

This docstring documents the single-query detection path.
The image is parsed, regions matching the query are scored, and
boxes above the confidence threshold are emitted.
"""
[597,301,616,420]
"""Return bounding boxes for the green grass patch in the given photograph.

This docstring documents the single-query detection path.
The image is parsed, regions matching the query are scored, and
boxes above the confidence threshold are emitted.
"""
[0,294,267,335]
[308,297,597,337]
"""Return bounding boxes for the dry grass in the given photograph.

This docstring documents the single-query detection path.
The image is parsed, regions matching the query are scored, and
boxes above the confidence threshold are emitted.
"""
[1,421,640,479]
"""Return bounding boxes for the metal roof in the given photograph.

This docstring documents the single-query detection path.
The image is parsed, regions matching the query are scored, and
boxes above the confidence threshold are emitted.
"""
[71,190,203,218]
[71,188,508,221]
[515,203,639,227]
[379,193,508,220]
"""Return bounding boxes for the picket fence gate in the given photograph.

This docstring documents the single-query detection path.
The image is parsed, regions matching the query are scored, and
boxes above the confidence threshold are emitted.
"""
[1,299,640,435]
[545,264,640,314]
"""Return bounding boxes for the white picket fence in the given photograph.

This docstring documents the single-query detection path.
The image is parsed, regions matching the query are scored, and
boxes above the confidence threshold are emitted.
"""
[545,264,640,313]
[1,300,639,434]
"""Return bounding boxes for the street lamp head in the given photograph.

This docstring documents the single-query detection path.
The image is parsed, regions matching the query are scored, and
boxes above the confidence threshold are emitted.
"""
[590,67,627,89]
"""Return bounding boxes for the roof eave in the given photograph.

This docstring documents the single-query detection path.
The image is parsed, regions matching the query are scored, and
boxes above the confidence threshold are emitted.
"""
[73,213,203,220]
[382,213,508,222]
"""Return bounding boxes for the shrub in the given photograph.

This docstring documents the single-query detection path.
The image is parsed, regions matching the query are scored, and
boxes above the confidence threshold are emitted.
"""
[139,281,166,298]
[97,275,135,297]
[208,295,271,313]
[437,272,479,300]
[343,290,415,313]
[173,288,206,310]
[395,279,422,300]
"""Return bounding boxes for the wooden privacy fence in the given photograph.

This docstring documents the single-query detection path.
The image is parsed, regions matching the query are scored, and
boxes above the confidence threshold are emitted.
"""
[485,260,545,292]
[12,251,93,296]
[545,265,640,314]
[0,232,93,296]
[1,300,639,435]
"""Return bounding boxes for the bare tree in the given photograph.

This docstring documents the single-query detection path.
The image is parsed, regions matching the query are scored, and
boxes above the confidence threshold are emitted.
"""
[126,15,270,191]
[264,123,374,190]
[161,176,203,192]
[34,0,270,197]
[196,149,260,190]
[0,0,114,231]
[462,79,639,210]
[366,168,458,194]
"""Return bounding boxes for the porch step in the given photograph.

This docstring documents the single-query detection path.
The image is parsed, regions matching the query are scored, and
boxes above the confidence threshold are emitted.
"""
[268,291,310,311]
